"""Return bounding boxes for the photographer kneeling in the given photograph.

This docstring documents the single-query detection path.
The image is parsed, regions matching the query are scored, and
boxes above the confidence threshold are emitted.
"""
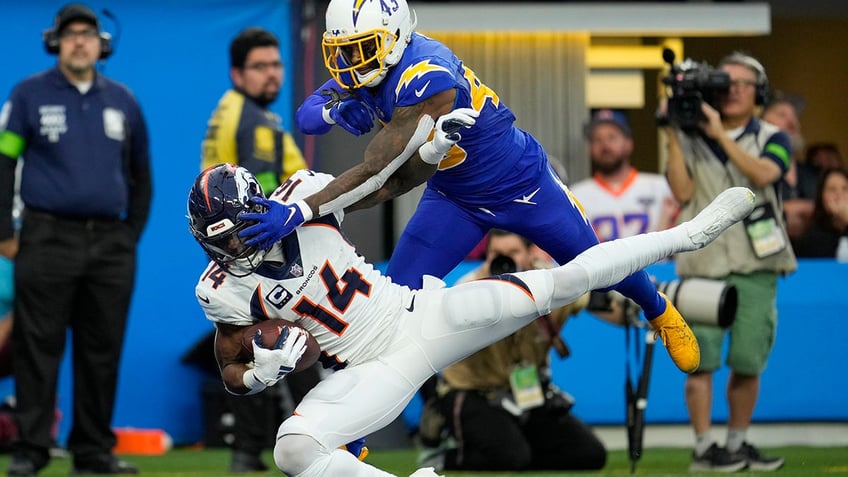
[419,229,606,471]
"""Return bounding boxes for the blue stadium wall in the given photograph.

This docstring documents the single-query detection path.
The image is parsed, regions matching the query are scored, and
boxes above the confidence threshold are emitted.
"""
[1,1,846,446]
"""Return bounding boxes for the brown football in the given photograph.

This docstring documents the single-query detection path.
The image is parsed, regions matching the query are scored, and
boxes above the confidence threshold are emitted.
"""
[240,319,320,373]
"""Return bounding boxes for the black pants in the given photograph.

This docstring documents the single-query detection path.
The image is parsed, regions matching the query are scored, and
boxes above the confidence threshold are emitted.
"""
[228,363,322,456]
[12,211,136,463]
[441,389,607,471]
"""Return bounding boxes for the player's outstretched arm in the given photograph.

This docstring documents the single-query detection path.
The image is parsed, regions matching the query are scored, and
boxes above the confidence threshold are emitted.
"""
[296,78,375,136]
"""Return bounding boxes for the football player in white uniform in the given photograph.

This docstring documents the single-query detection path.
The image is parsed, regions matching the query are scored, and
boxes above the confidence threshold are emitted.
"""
[572,110,678,242]
[188,164,754,477]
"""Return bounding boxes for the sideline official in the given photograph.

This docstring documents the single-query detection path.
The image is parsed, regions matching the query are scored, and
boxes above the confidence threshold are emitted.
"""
[0,4,151,475]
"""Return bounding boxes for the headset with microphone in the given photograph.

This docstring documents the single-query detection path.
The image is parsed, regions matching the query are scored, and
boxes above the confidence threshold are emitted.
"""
[721,52,770,106]
[42,4,115,60]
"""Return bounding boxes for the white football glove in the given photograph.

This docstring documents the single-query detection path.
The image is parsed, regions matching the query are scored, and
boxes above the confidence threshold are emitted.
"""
[244,327,307,389]
[418,108,480,164]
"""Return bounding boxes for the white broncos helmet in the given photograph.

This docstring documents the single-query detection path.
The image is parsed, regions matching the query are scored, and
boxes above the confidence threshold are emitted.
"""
[322,0,417,89]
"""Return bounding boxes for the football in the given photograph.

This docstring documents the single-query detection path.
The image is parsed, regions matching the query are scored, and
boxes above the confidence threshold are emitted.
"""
[240,319,320,373]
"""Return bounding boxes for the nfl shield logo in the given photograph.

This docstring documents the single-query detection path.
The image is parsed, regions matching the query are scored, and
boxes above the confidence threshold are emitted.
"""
[289,263,303,277]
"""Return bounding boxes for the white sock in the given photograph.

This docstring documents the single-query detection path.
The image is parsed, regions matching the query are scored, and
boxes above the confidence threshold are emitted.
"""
[726,428,747,453]
[695,432,715,456]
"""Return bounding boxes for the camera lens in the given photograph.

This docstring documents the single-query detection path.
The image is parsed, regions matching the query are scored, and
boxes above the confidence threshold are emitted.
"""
[489,255,517,274]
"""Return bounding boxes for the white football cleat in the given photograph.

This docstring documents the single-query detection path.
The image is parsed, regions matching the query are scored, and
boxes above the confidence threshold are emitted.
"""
[684,187,755,250]
[409,467,443,477]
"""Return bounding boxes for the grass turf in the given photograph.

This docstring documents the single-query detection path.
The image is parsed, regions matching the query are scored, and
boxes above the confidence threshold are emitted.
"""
[0,446,846,476]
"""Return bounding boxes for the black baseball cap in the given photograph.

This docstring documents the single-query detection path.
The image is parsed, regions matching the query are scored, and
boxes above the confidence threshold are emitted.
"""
[54,4,100,33]
[585,109,632,138]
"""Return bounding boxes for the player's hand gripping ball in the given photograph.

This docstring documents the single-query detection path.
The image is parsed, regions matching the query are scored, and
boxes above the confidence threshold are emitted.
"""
[241,320,320,373]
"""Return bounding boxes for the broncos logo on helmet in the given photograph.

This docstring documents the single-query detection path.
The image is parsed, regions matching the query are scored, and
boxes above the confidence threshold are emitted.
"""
[187,163,268,276]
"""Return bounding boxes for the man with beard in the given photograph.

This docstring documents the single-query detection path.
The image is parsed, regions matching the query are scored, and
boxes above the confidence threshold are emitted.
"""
[202,27,307,194]
[200,27,318,473]
[571,110,678,242]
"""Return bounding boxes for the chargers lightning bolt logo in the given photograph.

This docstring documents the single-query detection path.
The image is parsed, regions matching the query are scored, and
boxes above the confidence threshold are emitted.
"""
[352,0,398,25]
[395,60,451,99]
[352,0,367,25]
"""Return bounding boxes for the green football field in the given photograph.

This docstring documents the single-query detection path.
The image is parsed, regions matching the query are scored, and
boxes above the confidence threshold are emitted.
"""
[1,446,846,476]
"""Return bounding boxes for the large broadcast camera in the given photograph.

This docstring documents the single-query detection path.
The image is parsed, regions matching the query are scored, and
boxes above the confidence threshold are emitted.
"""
[589,278,737,328]
[660,48,731,134]
[656,278,737,327]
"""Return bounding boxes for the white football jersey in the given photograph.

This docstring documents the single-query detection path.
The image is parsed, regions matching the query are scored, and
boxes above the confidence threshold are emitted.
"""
[570,170,673,241]
[195,170,410,368]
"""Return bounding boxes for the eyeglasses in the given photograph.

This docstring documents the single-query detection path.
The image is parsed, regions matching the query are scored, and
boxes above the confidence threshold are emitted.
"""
[243,61,283,73]
[59,29,99,40]
[730,79,758,88]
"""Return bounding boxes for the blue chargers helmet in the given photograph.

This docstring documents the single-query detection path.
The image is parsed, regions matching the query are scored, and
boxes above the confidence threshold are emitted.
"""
[188,163,268,276]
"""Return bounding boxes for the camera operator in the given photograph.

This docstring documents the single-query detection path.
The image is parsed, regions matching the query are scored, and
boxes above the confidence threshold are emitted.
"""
[419,229,606,472]
[660,52,796,472]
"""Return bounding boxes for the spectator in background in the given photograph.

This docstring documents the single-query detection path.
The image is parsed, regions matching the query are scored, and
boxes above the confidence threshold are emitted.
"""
[421,229,606,472]
[0,4,151,475]
[793,167,848,259]
[202,27,307,193]
[662,51,796,472]
[571,109,678,242]
[762,96,818,245]
[200,27,320,473]
[805,142,843,173]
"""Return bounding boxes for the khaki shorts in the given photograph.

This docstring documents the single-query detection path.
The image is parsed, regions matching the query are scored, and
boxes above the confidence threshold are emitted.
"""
[692,271,778,375]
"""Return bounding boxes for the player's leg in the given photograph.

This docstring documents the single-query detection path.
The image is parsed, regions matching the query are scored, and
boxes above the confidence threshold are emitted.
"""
[420,187,754,372]
[273,352,436,477]
[387,188,486,289]
[523,175,753,372]
[510,167,667,317]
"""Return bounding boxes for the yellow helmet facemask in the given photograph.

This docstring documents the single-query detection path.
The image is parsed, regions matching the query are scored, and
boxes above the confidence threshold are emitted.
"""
[322,29,398,89]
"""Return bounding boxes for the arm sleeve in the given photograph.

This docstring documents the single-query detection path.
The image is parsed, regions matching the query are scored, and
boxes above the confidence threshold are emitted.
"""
[295,78,344,135]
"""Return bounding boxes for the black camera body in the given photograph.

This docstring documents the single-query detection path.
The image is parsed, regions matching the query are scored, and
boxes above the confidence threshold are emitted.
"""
[660,48,730,134]
[488,254,518,275]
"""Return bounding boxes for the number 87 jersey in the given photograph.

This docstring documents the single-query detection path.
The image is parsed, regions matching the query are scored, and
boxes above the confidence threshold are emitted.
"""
[195,169,409,369]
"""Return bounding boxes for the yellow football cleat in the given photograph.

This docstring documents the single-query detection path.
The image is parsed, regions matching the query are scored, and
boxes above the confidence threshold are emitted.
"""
[650,293,700,373]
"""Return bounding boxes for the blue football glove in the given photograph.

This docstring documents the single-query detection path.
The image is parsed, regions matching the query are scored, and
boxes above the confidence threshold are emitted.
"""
[343,437,368,461]
[239,197,313,250]
[325,96,374,136]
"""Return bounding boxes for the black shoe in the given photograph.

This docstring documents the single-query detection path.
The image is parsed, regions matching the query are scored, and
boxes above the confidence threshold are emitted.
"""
[72,454,138,475]
[8,451,47,476]
[733,442,784,471]
[690,443,747,472]
[229,450,269,473]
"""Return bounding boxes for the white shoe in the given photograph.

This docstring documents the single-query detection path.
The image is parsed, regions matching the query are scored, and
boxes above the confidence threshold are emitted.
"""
[684,187,755,249]
[409,467,443,477]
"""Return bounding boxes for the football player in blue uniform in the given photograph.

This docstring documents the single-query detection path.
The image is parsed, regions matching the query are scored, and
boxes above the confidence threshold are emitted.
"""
[242,0,699,373]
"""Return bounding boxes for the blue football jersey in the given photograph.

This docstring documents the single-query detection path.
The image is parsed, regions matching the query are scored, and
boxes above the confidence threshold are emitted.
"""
[352,33,544,207]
